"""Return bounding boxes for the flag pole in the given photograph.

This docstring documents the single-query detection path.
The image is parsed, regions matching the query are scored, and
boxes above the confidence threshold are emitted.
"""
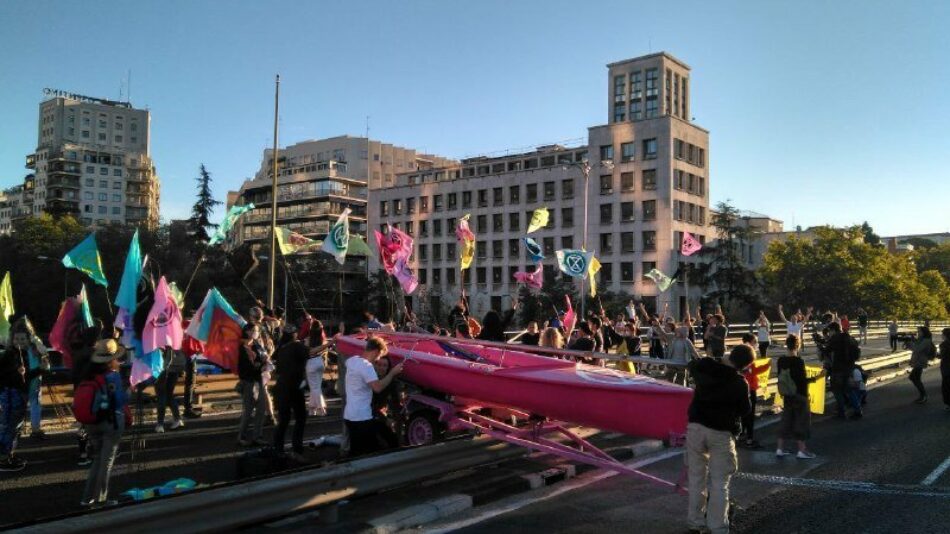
[267,74,280,310]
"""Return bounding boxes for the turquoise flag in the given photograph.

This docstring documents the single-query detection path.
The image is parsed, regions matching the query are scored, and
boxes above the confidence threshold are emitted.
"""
[322,208,351,264]
[208,203,255,246]
[63,233,108,287]
[79,284,95,328]
[555,249,593,279]
[115,230,143,312]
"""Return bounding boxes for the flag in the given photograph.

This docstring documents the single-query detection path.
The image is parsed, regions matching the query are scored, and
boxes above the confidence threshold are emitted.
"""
[681,232,703,256]
[393,258,419,294]
[588,256,602,297]
[115,230,143,314]
[347,234,373,257]
[513,263,544,289]
[555,249,593,279]
[78,285,95,328]
[455,214,475,242]
[460,239,475,271]
[373,229,397,274]
[208,203,255,246]
[387,225,414,262]
[523,237,544,263]
[186,288,247,371]
[143,276,184,353]
[0,272,13,342]
[62,233,108,287]
[322,208,351,264]
[527,207,549,233]
[645,268,676,292]
[130,336,164,387]
[456,214,476,270]
[774,365,826,415]
[562,295,577,336]
[276,227,321,256]
[168,282,185,310]
[49,298,81,368]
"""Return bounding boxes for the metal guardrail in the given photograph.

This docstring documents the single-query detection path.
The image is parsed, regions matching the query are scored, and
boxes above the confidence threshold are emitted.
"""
[14,437,527,533]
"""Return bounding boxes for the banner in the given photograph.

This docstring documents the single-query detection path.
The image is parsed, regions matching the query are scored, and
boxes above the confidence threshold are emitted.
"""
[513,263,543,289]
[681,232,703,256]
[645,268,676,292]
[321,208,351,264]
[523,237,544,263]
[527,207,549,234]
[347,234,373,257]
[456,214,476,270]
[78,285,95,328]
[588,256,602,297]
[62,233,108,287]
[208,203,255,246]
[555,249,593,279]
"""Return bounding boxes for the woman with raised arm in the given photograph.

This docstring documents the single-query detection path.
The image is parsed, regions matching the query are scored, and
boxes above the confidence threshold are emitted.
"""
[755,311,772,357]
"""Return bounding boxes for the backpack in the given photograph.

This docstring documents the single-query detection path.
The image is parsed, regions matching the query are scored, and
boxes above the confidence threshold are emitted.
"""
[73,375,111,425]
[777,368,797,397]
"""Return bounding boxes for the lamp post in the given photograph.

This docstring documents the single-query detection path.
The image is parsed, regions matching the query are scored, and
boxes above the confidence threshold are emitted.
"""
[563,158,612,320]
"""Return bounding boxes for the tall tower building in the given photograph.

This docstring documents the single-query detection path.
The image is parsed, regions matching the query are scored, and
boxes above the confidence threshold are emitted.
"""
[24,89,161,228]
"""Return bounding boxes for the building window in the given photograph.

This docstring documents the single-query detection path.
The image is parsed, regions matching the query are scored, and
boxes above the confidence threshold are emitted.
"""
[447,268,456,285]
[621,201,634,221]
[645,68,658,96]
[98,205,107,214]
[84,191,93,200]
[613,104,625,123]
[407,197,416,214]
[433,243,442,260]
[419,220,429,237]
[393,199,402,215]
[543,181,555,201]
[405,221,414,236]
[561,179,574,199]
[526,184,538,203]
[642,231,656,251]
[419,196,428,213]
[85,165,95,174]
[630,71,642,98]
[698,148,705,168]
[621,172,634,192]
[621,232,634,253]
[492,267,503,284]
[434,219,443,236]
[434,194,443,211]
[99,180,108,188]
[419,244,428,260]
[114,135,123,143]
[599,145,614,163]
[432,268,441,284]
[599,175,613,195]
[614,74,626,100]
[601,262,613,283]
[379,201,389,216]
[113,169,122,177]
[476,267,486,284]
[600,203,613,224]
[600,233,613,254]
[509,185,520,204]
[641,200,657,221]
[492,213,503,232]
[82,130,90,138]
[476,215,487,233]
[643,139,657,160]
[542,237,555,255]
[476,241,486,259]
[646,97,658,118]
[642,262,657,279]
[509,212,520,232]
[448,192,457,210]
[643,169,657,190]
[99,167,108,175]
[84,178,94,187]
[478,190,487,207]
[509,239,520,257]
[492,240,503,259]
[621,142,635,162]
[621,262,635,282]
[98,133,107,141]
[112,194,121,202]
[493,187,504,206]
[562,207,573,228]
[629,100,642,121]
[447,242,456,260]
[561,235,573,249]
[462,191,472,208]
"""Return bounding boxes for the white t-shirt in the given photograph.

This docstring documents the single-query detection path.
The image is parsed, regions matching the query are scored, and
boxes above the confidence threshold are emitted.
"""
[786,321,803,337]
[757,323,771,343]
[343,356,378,422]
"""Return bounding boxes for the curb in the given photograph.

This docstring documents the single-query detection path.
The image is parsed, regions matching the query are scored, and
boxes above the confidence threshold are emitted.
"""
[368,494,473,534]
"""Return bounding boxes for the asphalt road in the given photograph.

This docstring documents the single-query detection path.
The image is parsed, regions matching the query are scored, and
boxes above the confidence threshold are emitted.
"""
[418,367,950,534]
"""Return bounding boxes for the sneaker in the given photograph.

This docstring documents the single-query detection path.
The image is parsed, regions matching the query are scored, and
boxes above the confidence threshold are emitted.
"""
[775,449,790,457]
[31,430,49,441]
[79,499,95,508]
[168,419,184,430]
[797,451,817,459]
[0,456,26,472]
[914,397,928,405]
[154,424,165,434]
[307,437,326,449]
[77,455,92,467]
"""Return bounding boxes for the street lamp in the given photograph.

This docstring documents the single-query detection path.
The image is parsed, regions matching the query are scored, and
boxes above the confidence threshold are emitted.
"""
[562,157,613,320]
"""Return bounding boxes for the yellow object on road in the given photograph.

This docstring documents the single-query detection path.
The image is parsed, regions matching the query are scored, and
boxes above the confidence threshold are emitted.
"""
[773,364,826,415]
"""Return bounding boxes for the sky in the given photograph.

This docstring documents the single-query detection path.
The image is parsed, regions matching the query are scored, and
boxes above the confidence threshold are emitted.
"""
[1,0,948,236]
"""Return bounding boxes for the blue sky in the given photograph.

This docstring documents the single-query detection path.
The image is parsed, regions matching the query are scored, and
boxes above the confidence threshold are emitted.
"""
[1,0,948,236]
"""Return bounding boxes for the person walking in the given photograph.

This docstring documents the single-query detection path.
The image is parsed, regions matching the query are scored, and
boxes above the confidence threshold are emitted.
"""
[343,337,403,457]
[938,328,950,411]
[776,335,823,459]
[826,322,863,418]
[909,326,936,404]
[888,319,899,352]
[304,320,332,417]
[273,329,309,462]
[0,330,33,471]
[236,323,268,446]
[79,340,130,507]
[685,345,754,534]
[856,309,869,345]
[154,348,185,433]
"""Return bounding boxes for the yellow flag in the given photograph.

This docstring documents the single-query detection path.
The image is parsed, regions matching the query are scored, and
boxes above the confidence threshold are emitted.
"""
[588,256,601,297]
[0,272,13,342]
[276,226,321,256]
[527,207,549,234]
[460,238,475,270]
[772,364,826,415]
[753,358,771,395]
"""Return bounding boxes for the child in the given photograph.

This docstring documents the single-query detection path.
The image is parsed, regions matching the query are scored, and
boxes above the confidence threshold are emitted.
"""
[850,364,868,406]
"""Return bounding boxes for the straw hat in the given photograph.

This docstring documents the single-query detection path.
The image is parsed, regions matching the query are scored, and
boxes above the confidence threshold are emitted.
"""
[91,339,126,363]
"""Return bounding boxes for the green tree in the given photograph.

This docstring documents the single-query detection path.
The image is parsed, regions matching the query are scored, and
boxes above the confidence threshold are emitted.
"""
[189,164,221,245]
[517,270,577,326]
[693,201,761,317]
[860,221,882,246]
[904,237,938,250]
[914,242,950,284]
[918,270,950,317]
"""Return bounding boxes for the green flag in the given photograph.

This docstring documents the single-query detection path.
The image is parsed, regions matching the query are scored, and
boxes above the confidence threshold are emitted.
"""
[0,272,14,342]
[63,233,108,287]
[208,203,255,246]
[321,208,351,265]
[79,284,95,328]
[645,268,676,292]
[347,233,373,257]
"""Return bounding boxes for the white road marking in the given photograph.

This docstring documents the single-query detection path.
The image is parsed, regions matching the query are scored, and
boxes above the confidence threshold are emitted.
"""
[921,455,950,486]
[737,472,950,498]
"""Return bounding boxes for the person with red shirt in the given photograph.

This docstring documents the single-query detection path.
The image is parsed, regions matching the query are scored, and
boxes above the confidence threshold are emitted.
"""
[739,333,770,448]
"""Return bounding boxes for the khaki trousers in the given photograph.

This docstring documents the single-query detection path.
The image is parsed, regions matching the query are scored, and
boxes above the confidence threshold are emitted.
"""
[686,422,737,534]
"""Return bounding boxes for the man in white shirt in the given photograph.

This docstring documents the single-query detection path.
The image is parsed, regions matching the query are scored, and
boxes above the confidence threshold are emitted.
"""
[344,337,403,457]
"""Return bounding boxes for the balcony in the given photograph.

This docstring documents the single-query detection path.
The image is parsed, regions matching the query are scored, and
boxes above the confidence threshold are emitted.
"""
[47,175,81,188]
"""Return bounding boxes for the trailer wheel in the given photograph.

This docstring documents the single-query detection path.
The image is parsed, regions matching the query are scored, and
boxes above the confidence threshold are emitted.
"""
[406,411,444,446]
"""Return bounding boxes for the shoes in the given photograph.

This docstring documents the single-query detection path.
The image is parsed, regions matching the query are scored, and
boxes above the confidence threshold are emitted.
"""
[744,440,763,449]
[154,424,165,434]
[31,430,49,441]
[286,451,308,463]
[775,449,790,457]
[914,397,928,405]
[307,437,326,449]
[183,411,202,419]
[168,419,184,430]
[77,455,92,467]
[79,499,95,508]
[0,456,26,472]
[797,451,817,459]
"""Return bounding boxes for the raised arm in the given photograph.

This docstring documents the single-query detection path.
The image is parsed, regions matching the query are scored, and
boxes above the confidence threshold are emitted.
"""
[802,306,814,324]
[777,304,788,323]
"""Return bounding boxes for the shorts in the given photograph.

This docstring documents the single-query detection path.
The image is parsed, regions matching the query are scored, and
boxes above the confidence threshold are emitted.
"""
[779,394,810,441]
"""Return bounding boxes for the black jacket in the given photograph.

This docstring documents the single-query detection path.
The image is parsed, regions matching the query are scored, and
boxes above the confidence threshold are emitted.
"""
[274,341,308,395]
[828,332,857,374]
[687,358,751,434]
[0,348,28,392]
[777,355,808,397]
[238,343,265,382]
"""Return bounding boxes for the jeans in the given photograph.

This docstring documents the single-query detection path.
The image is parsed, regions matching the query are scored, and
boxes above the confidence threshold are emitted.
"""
[831,373,862,416]
[0,388,26,456]
[686,422,737,534]
[741,391,758,441]
[305,357,327,414]
[909,367,926,399]
[238,379,267,442]
[82,419,124,503]
[274,388,307,454]
[345,419,380,457]
[28,377,42,432]
[183,357,197,413]
[155,371,181,425]
[758,342,770,357]
[889,335,898,352]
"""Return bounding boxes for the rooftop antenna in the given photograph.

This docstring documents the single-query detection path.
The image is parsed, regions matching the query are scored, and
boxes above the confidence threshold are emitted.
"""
[127,69,132,104]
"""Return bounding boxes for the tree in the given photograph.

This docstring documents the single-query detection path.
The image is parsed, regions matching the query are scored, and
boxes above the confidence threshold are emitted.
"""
[189,164,221,245]
[905,237,938,250]
[918,270,950,317]
[914,242,950,284]
[692,201,761,318]
[860,221,881,247]
[517,270,577,326]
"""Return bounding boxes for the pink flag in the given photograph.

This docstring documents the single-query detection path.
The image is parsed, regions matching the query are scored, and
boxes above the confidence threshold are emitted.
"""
[387,225,414,263]
[681,231,703,256]
[130,358,152,387]
[393,258,418,294]
[455,215,475,242]
[142,276,183,353]
[513,263,544,289]
[49,298,81,368]
[562,295,577,337]
[374,229,397,274]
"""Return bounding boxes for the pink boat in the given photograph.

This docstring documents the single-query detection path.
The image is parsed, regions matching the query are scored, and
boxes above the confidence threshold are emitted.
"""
[335,332,693,441]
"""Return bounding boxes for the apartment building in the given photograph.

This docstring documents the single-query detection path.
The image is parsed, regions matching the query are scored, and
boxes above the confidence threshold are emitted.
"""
[21,89,160,228]
[367,52,712,318]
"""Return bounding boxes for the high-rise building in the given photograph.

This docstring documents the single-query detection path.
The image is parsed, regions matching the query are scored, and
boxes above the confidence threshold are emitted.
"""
[367,52,711,318]
[23,89,160,228]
